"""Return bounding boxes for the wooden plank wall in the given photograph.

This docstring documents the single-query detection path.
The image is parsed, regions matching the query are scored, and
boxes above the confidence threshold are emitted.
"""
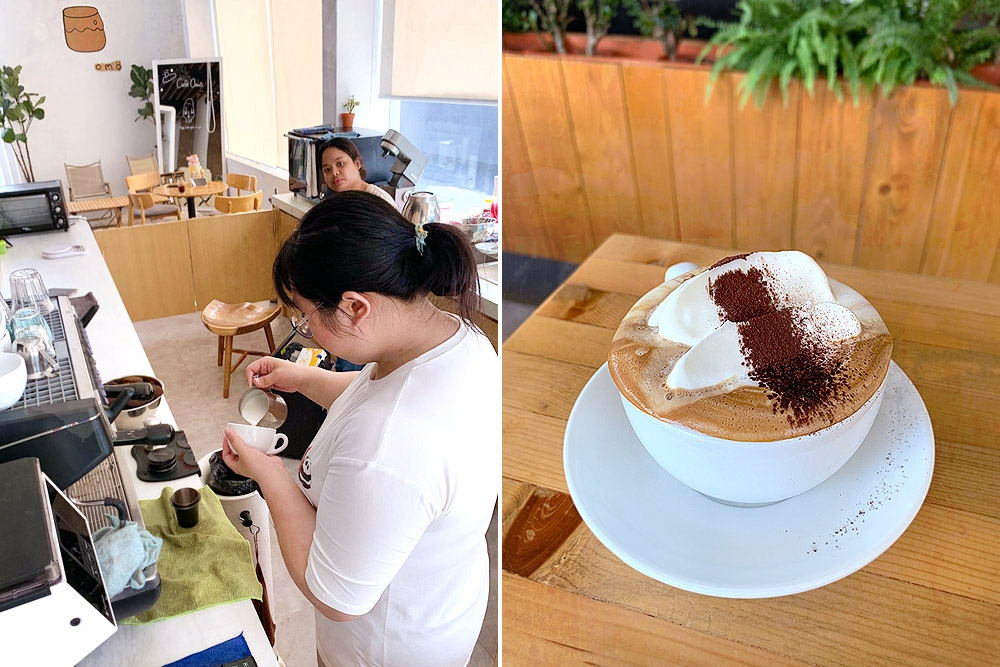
[94,211,276,322]
[502,53,1000,282]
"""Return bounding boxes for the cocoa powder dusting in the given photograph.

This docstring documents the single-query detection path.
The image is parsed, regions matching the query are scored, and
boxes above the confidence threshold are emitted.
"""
[710,268,849,428]
[709,266,776,323]
[709,253,751,270]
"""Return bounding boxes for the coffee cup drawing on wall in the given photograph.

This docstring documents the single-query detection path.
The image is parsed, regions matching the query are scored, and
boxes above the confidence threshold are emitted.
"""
[63,6,106,53]
[608,251,892,505]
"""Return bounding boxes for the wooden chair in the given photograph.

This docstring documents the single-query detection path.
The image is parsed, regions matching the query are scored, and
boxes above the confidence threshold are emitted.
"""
[126,151,184,183]
[125,172,182,225]
[214,190,263,215]
[225,173,257,195]
[64,161,118,227]
[201,300,281,398]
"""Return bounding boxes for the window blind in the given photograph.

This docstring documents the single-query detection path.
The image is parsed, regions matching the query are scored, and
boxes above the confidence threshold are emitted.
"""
[215,0,322,170]
[379,0,499,102]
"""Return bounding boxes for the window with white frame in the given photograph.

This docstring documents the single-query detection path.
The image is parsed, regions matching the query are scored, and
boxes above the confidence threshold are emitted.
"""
[394,99,498,217]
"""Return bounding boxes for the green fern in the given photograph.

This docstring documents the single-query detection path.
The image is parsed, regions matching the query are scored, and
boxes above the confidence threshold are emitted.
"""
[702,0,1000,109]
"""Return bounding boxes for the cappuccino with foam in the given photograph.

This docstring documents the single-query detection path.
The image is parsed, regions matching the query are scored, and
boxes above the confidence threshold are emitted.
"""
[609,251,892,441]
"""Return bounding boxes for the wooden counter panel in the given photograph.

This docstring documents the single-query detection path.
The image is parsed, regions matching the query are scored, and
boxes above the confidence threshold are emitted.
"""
[923,89,1000,281]
[188,210,275,308]
[562,59,642,243]
[94,223,196,321]
[622,63,679,240]
[857,86,953,273]
[792,84,874,265]
[665,66,735,246]
[731,72,798,251]
[504,54,1000,283]
[504,55,595,262]
[502,64,550,258]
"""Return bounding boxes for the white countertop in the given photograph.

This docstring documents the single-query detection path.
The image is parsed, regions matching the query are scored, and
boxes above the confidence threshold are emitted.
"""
[271,193,499,320]
[1,218,277,667]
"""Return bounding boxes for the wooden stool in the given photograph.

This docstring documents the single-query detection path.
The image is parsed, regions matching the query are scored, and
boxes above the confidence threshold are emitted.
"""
[201,300,281,398]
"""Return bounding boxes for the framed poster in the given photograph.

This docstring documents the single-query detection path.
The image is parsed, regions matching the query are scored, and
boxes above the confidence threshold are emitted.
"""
[152,58,226,181]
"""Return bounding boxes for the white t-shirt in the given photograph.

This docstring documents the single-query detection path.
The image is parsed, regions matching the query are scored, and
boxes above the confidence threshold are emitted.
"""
[296,320,499,667]
[364,182,398,208]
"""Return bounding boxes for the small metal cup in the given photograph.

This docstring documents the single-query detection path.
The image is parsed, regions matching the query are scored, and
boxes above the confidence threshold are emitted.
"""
[13,334,57,380]
[170,487,201,528]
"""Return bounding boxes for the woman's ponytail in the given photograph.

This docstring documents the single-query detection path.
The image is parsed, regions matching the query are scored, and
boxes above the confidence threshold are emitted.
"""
[417,222,480,323]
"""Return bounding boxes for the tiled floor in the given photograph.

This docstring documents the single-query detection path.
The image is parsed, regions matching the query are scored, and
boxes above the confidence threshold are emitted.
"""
[133,307,498,666]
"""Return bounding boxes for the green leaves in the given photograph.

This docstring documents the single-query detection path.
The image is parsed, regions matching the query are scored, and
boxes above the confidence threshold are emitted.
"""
[704,0,1000,109]
[128,64,155,123]
[0,62,44,180]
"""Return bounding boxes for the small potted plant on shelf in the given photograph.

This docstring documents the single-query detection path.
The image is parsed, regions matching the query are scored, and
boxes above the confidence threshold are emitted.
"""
[341,95,359,132]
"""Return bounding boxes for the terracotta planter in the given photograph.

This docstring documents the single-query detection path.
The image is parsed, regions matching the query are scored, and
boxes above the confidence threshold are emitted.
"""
[340,112,355,132]
[502,31,715,64]
[971,64,1000,88]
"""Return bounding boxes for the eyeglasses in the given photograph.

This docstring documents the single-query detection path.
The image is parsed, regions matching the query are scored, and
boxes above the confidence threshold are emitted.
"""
[291,306,319,338]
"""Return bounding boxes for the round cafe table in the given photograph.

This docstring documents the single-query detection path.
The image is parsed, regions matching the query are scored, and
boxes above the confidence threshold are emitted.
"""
[152,181,228,219]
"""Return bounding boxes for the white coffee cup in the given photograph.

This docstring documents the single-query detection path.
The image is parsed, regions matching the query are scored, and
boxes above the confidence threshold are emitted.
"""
[226,422,288,456]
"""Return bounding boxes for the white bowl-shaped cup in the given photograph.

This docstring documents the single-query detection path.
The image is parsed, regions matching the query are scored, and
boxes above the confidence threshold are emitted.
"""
[619,375,888,505]
[226,422,288,456]
[0,352,28,410]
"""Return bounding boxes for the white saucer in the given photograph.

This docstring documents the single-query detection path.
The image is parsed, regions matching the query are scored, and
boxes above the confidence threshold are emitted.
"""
[563,361,934,598]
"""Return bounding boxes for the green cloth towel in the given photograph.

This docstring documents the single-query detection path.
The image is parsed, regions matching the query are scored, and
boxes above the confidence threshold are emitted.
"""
[122,486,263,624]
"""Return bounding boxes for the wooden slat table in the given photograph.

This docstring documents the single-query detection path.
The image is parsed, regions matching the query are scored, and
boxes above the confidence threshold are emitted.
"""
[502,234,1000,666]
[67,196,129,226]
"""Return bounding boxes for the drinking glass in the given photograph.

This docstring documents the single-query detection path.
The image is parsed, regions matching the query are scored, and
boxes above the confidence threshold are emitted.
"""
[12,307,52,343]
[9,268,53,315]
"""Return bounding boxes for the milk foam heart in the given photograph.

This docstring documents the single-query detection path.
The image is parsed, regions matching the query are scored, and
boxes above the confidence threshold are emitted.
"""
[653,251,862,392]
[608,251,892,441]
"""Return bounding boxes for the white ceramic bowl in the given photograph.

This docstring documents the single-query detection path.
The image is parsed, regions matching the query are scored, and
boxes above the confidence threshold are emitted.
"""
[0,352,28,410]
[619,375,887,505]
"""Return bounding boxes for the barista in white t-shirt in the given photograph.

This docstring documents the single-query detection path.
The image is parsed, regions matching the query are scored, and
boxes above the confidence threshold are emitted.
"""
[221,191,498,667]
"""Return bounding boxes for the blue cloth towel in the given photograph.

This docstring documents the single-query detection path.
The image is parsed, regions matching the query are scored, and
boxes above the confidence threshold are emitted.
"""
[92,514,163,598]
[162,633,252,667]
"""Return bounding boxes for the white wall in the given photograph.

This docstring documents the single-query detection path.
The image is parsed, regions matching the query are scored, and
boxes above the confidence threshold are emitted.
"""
[0,0,186,201]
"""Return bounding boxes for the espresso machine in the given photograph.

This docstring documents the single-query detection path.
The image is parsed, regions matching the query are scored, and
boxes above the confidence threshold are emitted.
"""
[380,129,427,207]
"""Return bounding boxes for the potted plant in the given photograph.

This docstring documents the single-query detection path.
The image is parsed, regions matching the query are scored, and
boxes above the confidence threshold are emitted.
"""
[341,95,359,132]
[0,64,45,182]
[701,0,1000,109]
[578,0,620,56]
[520,0,574,54]
[128,64,155,124]
[622,0,700,61]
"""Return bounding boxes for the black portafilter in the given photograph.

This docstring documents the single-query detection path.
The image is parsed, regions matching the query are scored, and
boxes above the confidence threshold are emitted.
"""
[104,382,156,402]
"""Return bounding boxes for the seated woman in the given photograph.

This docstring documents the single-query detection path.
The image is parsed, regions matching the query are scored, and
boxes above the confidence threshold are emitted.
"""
[320,137,396,207]
[222,191,497,667]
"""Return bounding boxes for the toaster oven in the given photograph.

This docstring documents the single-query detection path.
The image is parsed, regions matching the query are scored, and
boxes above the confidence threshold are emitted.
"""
[0,180,70,236]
